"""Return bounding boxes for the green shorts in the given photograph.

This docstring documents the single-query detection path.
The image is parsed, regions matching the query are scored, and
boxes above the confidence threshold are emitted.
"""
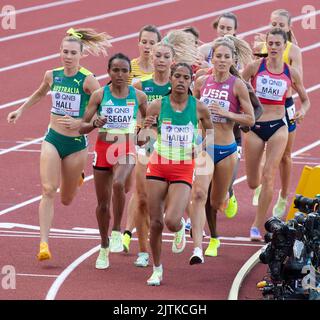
[44,128,88,159]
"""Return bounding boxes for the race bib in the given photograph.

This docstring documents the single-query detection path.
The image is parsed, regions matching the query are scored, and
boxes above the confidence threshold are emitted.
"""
[161,122,194,148]
[200,97,230,123]
[101,105,134,129]
[256,75,287,101]
[51,91,81,117]
[286,103,296,120]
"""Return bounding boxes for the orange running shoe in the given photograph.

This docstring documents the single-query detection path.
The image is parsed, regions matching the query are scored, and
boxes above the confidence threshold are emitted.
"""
[78,171,85,187]
[37,242,52,261]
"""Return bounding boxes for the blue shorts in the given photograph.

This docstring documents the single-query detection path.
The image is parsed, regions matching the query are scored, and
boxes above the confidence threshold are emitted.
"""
[206,142,238,165]
[251,118,287,142]
[285,97,296,133]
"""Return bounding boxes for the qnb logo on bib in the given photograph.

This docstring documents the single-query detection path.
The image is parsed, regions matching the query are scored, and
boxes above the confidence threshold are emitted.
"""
[101,105,134,129]
[256,75,287,101]
[51,91,81,116]
[161,122,194,148]
[200,97,230,123]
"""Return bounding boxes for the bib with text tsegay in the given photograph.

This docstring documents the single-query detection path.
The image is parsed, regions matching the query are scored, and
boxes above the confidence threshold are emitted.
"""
[255,74,288,102]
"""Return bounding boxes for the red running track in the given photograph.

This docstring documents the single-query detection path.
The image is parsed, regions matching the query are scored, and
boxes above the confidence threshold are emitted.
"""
[0,0,319,301]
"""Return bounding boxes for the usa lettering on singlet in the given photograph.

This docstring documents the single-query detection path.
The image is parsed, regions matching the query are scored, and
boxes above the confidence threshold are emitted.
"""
[200,87,230,123]
[51,90,81,117]
[161,122,194,148]
[100,102,135,129]
[255,75,288,101]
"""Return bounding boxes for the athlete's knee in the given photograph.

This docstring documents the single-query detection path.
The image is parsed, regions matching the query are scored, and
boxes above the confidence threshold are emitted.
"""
[96,202,111,216]
[261,170,275,187]
[210,198,223,212]
[192,186,208,204]
[61,195,74,206]
[112,179,125,194]
[281,152,292,166]
[150,218,164,233]
[42,184,58,199]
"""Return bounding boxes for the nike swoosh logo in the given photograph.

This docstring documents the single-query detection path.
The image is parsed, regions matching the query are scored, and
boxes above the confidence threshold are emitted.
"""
[219,150,229,155]
[270,123,279,128]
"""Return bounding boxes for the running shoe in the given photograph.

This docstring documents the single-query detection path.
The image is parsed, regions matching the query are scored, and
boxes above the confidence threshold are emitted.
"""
[225,194,238,219]
[134,252,149,267]
[109,231,123,253]
[252,184,262,206]
[185,218,191,231]
[37,242,52,261]
[189,247,204,265]
[95,247,110,269]
[250,227,262,241]
[122,233,131,253]
[272,190,288,219]
[147,265,163,286]
[172,217,186,253]
[78,171,85,187]
[204,238,220,257]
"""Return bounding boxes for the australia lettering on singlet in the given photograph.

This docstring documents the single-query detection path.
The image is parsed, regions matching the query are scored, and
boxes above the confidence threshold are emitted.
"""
[100,100,135,129]
[200,87,230,123]
[161,122,194,148]
[51,86,81,117]
[256,75,287,101]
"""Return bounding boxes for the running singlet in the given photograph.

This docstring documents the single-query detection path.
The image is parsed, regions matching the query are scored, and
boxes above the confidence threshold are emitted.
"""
[50,67,92,118]
[141,78,171,102]
[97,85,139,135]
[252,58,291,105]
[199,75,240,123]
[128,58,153,85]
[155,95,198,161]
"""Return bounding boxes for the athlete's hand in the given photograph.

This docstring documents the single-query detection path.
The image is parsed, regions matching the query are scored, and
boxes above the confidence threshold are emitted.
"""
[7,109,22,124]
[293,109,305,124]
[92,116,107,128]
[144,115,157,128]
[208,103,229,118]
[57,115,82,130]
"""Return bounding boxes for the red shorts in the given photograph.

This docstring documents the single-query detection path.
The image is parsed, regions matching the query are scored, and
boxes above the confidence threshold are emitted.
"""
[146,152,195,188]
[93,139,136,170]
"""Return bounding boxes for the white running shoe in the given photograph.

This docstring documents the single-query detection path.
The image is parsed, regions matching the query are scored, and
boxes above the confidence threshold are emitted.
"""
[272,190,288,219]
[95,247,110,269]
[134,252,149,267]
[189,247,204,265]
[252,185,262,206]
[172,217,186,253]
[147,265,163,286]
[109,231,123,253]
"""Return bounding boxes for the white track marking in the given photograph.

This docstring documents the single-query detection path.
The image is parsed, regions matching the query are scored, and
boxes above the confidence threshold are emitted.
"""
[0,0,80,17]
[16,273,58,278]
[0,0,179,43]
[0,0,273,74]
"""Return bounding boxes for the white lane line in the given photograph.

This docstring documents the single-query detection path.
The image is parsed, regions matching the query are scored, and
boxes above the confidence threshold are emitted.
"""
[0,0,81,17]
[16,273,58,278]
[0,0,178,43]
[0,137,44,156]
[0,0,273,74]
[238,9,320,38]
[228,246,265,300]
[1,35,319,111]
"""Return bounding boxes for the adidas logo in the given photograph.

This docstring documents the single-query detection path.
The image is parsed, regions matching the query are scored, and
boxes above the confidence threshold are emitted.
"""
[105,99,114,106]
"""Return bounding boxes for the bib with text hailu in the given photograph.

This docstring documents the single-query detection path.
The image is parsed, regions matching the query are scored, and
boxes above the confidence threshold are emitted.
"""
[256,75,287,102]
[200,88,230,123]
[100,105,134,129]
[161,122,194,148]
[51,91,81,117]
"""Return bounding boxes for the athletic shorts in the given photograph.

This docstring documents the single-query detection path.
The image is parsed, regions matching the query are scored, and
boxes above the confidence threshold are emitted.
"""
[285,97,297,133]
[251,118,287,142]
[93,139,136,170]
[146,152,195,188]
[206,142,238,165]
[44,128,87,159]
